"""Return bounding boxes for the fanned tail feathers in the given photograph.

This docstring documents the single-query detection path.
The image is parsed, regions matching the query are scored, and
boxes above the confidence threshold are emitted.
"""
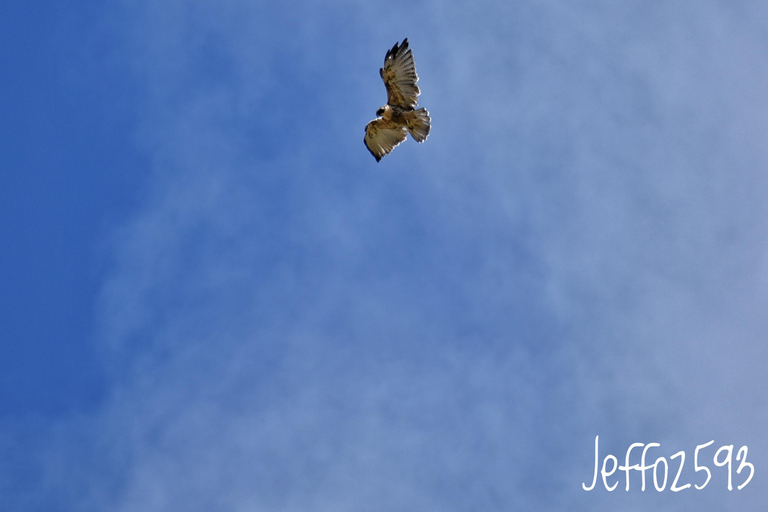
[407,108,431,143]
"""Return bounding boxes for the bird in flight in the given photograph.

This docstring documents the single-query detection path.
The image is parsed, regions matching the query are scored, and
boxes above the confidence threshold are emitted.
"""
[364,39,430,162]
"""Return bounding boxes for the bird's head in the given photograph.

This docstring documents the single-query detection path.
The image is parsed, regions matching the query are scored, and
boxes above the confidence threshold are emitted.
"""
[376,107,386,117]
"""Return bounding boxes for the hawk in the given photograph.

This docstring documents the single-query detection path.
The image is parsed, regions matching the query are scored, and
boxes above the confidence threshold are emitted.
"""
[364,38,430,162]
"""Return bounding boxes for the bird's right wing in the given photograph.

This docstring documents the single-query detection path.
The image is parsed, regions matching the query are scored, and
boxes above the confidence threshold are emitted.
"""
[364,118,408,162]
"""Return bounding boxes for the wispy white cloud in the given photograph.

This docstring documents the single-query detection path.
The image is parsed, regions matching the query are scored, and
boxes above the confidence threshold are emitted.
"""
[3,1,767,510]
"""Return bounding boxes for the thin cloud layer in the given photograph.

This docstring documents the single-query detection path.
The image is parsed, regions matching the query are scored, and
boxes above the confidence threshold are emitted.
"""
[2,1,766,510]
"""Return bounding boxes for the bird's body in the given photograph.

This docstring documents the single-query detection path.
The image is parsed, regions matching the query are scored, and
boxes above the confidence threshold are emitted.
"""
[364,39,430,162]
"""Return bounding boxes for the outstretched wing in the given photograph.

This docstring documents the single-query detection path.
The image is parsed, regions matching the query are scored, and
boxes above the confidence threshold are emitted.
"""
[380,38,420,109]
[364,118,408,162]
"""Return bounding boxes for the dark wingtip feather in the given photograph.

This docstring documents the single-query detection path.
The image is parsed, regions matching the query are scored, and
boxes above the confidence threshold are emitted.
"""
[386,41,399,60]
[385,39,410,61]
[364,135,383,162]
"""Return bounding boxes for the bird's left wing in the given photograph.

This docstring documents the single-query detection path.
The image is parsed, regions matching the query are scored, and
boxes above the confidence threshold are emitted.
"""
[364,118,408,162]
[380,39,420,109]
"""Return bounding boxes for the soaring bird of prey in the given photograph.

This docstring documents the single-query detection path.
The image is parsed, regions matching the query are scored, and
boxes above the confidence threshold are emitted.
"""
[364,39,430,162]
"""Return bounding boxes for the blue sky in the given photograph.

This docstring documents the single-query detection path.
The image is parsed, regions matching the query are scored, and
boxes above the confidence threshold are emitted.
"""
[2,1,767,510]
